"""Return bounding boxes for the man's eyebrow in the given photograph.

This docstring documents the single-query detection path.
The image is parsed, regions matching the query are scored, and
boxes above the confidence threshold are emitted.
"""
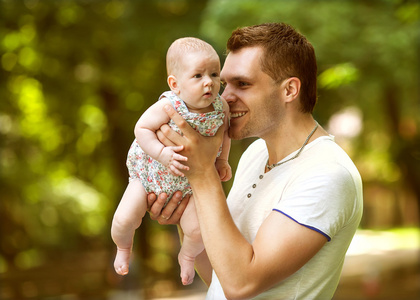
[222,75,252,82]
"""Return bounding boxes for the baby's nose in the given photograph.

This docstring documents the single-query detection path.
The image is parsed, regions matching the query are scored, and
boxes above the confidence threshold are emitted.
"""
[204,76,214,86]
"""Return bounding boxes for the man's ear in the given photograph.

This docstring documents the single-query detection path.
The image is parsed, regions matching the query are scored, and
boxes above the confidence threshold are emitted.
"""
[168,75,180,94]
[283,77,301,103]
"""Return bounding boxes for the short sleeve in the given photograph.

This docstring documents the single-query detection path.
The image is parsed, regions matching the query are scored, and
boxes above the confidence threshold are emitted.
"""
[274,162,358,241]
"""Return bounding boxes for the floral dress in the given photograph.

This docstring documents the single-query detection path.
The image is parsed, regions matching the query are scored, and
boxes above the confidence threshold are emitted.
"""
[126,91,225,201]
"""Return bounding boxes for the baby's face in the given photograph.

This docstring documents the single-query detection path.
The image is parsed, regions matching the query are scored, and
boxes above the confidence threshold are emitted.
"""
[175,51,221,112]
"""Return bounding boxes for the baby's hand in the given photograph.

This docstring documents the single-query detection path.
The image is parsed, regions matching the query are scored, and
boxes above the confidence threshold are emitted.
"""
[215,159,232,182]
[159,146,189,177]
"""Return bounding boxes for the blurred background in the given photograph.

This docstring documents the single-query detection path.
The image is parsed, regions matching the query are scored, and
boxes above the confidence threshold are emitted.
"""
[1,0,419,299]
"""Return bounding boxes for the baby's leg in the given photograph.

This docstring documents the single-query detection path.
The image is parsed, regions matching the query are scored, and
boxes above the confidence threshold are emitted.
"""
[178,195,204,285]
[111,180,147,275]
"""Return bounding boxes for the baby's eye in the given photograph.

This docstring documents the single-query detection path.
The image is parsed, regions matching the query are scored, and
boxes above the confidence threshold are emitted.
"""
[211,72,220,78]
[193,74,202,78]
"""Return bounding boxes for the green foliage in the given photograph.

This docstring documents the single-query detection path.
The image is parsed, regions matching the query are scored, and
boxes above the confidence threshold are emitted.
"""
[318,63,360,90]
[0,0,208,287]
[0,0,419,296]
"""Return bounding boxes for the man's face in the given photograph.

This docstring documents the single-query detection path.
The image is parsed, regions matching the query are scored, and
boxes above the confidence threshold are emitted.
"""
[220,47,283,140]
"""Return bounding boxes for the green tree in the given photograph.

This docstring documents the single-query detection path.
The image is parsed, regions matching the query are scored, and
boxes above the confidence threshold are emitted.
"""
[1,0,209,297]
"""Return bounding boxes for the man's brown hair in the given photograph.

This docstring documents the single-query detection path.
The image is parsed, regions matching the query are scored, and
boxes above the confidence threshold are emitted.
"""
[227,23,317,113]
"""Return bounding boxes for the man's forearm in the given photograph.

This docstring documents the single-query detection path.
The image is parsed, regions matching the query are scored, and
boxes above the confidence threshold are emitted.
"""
[189,169,255,294]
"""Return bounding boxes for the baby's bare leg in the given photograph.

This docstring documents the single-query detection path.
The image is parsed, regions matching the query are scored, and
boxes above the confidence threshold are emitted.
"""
[179,196,204,285]
[111,180,147,275]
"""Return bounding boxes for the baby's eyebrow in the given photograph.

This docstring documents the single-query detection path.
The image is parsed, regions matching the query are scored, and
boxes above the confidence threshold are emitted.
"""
[193,67,205,73]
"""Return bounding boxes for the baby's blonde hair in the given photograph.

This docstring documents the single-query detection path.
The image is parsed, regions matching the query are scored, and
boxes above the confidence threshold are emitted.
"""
[166,37,217,76]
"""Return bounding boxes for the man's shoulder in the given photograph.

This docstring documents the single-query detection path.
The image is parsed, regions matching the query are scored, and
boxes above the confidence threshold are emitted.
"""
[234,139,266,174]
[306,136,357,168]
[298,137,362,195]
[244,138,265,152]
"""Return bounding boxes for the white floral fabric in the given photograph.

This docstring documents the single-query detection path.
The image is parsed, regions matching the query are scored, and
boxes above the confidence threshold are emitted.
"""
[126,91,225,201]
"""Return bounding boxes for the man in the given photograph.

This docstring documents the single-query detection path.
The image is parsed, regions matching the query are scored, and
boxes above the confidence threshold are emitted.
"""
[148,23,363,299]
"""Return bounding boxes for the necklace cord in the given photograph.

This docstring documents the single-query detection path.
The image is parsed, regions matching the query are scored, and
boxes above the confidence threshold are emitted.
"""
[266,122,319,171]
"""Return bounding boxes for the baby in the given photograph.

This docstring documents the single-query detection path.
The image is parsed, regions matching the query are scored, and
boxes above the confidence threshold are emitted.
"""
[111,37,231,285]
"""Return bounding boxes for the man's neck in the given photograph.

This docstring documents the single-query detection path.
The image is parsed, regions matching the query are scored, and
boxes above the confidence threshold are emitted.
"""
[264,116,327,167]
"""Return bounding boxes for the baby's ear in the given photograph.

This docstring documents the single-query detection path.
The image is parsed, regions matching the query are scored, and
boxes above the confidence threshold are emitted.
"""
[167,75,180,94]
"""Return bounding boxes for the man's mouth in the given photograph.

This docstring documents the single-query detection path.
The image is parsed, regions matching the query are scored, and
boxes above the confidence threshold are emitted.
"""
[230,112,246,118]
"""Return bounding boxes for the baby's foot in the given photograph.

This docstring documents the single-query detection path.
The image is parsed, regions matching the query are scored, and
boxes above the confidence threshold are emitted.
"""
[114,248,131,275]
[178,252,196,285]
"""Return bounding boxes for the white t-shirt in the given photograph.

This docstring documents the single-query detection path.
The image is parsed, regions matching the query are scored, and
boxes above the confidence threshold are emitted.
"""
[206,136,363,299]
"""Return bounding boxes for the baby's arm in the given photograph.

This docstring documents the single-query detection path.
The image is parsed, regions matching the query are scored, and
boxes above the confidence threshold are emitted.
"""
[215,98,232,182]
[135,98,188,176]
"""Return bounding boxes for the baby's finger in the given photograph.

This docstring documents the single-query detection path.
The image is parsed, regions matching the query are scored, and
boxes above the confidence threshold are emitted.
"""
[172,160,189,171]
[172,153,188,162]
[169,165,185,177]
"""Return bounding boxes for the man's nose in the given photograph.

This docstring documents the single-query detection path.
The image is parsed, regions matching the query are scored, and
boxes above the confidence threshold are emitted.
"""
[221,87,235,104]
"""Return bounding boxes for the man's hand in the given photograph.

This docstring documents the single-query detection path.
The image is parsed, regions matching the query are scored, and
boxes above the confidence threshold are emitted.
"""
[147,191,190,225]
[157,104,225,179]
[147,104,223,223]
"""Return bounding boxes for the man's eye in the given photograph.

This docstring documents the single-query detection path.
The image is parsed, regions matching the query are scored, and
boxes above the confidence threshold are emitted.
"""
[238,81,249,87]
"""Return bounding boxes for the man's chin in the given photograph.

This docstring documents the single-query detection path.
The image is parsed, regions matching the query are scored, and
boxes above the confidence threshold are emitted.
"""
[228,128,245,140]
[227,128,235,140]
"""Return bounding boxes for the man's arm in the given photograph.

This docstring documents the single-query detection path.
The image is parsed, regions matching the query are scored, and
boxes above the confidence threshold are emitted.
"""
[193,172,327,298]
[162,105,327,299]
